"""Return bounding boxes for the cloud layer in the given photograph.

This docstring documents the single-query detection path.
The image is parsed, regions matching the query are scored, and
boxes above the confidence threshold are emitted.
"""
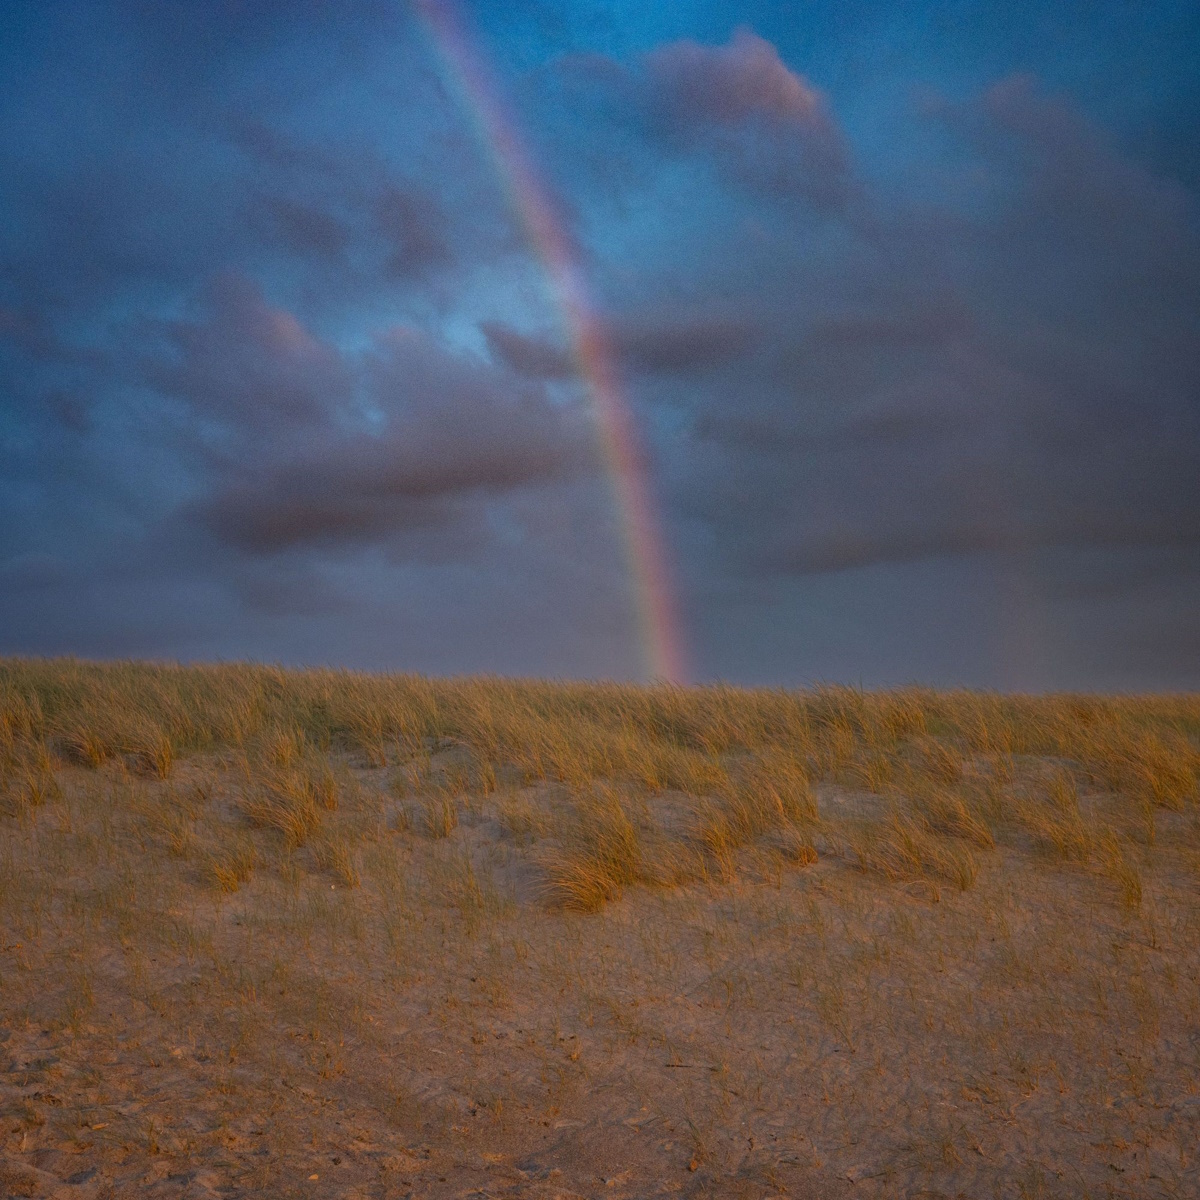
[1,2,1198,687]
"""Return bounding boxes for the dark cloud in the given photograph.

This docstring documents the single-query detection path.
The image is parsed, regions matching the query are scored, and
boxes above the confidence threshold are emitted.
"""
[374,183,452,279]
[166,307,592,554]
[483,312,758,379]
[548,27,854,209]
[228,119,342,176]
[615,313,759,372]
[482,321,574,379]
[645,27,832,128]
[680,76,1200,619]
[203,397,583,554]
[143,273,352,430]
[959,74,1200,298]
[256,195,351,261]
[228,123,478,286]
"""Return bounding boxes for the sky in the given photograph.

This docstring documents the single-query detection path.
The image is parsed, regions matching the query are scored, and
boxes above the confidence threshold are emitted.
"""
[1,0,1198,689]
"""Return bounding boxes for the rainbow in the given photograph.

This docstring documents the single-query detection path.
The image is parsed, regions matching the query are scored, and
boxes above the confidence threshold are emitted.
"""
[413,0,687,684]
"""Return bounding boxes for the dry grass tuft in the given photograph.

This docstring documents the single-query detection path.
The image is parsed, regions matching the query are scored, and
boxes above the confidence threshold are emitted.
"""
[721,753,815,836]
[1,744,60,817]
[691,754,814,880]
[538,784,651,911]
[536,848,621,912]
[778,826,819,866]
[911,787,995,848]
[207,837,258,893]
[1122,731,1198,810]
[58,721,116,769]
[126,725,174,779]
[422,792,459,838]
[844,812,979,892]
[1097,830,1142,911]
[240,762,336,848]
[912,737,966,785]
[313,834,362,888]
[1020,770,1092,862]
[846,748,897,793]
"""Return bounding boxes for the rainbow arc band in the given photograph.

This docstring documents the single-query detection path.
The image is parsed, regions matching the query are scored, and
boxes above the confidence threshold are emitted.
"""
[414,0,687,684]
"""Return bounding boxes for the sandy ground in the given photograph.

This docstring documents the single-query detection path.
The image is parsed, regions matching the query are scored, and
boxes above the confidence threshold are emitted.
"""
[2,751,1199,1199]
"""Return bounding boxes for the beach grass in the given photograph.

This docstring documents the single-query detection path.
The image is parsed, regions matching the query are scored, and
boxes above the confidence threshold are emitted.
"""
[1,658,1198,1197]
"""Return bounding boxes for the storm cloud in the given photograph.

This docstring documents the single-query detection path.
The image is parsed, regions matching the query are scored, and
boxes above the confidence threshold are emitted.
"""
[1,1,1198,687]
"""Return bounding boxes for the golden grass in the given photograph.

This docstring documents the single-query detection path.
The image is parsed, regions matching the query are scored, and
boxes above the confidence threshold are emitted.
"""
[422,791,459,839]
[1,658,1198,1196]
[206,837,258,893]
[538,784,655,911]
[0,658,1196,909]
[910,785,995,848]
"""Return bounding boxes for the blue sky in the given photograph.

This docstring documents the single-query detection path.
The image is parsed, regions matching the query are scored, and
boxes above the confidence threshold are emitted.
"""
[1,0,1198,687]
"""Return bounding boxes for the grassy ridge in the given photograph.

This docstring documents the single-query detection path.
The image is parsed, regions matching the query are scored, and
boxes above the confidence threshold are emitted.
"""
[3,657,1198,908]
